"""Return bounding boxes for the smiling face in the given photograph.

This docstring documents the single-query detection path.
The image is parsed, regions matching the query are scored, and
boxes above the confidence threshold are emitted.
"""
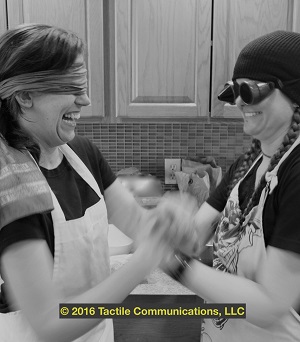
[18,55,90,149]
[235,78,295,144]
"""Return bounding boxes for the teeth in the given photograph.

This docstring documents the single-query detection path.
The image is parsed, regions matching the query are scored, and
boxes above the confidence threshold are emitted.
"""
[63,112,81,120]
[62,119,76,127]
[245,111,262,117]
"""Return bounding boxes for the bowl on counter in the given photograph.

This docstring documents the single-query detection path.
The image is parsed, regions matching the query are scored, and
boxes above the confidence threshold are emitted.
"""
[118,175,163,208]
[108,224,133,256]
[117,175,163,197]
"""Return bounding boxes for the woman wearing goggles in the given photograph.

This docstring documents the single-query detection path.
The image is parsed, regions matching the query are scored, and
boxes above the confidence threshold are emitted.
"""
[154,30,300,342]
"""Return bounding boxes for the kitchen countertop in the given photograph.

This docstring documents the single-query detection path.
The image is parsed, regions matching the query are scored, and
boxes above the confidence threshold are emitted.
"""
[110,254,194,295]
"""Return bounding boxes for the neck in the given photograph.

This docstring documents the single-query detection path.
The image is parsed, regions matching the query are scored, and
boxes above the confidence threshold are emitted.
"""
[261,150,272,158]
[260,133,287,160]
[38,145,63,169]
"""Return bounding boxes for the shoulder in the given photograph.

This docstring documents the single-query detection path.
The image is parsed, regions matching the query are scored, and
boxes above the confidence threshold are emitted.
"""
[68,135,100,157]
[67,135,116,191]
[265,144,300,254]
[277,144,300,183]
[68,135,107,166]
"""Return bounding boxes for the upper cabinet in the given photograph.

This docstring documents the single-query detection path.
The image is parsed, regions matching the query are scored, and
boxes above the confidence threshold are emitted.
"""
[5,0,104,118]
[114,0,212,118]
[211,0,300,118]
[1,0,300,120]
[0,0,6,37]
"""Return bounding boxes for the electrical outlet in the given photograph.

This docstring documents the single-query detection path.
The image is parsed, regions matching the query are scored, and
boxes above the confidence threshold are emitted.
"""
[165,159,181,184]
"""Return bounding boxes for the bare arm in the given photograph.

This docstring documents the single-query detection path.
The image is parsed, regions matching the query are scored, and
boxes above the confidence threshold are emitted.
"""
[181,246,300,328]
[193,201,221,246]
[104,178,155,240]
[156,197,300,327]
[1,228,169,342]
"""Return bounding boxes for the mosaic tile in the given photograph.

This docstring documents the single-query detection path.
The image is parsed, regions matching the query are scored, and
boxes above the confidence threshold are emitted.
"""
[76,122,251,191]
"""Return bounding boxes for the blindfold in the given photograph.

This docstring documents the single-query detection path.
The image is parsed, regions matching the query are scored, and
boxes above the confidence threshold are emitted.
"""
[0,64,87,101]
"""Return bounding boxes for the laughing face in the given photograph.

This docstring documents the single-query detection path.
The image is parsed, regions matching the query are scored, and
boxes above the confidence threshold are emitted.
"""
[18,55,90,148]
[235,78,295,144]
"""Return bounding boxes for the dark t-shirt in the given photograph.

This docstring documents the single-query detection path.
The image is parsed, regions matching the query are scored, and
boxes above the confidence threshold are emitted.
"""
[207,145,300,255]
[0,135,116,312]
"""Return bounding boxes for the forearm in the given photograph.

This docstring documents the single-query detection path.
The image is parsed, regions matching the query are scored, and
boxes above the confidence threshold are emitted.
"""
[105,179,153,240]
[193,202,221,245]
[182,259,290,328]
[40,251,155,342]
[2,240,159,342]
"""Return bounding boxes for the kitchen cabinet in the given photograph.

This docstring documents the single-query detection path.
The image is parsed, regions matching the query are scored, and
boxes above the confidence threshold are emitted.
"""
[110,254,203,341]
[114,295,203,342]
[1,1,300,120]
[211,0,300,118]
[4,0,104,118]
[114,0,212,119]
[0,0,6,37]
[112,0,300,120]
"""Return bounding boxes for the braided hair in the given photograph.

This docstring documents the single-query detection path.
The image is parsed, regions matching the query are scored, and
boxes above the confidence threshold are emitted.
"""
[227,107,300,227]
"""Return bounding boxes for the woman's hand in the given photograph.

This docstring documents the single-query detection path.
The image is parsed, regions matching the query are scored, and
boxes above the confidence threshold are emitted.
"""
[151,192,203,257]
[133,210,174,270]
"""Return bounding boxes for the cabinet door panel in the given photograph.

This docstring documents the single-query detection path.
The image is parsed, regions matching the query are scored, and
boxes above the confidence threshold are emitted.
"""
[6,0,104,117]
[0,0,6,37]
[116,0,211,118]
[212,0,297,118]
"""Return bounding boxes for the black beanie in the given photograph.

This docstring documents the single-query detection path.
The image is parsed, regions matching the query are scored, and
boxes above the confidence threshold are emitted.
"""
[232,30,300,106]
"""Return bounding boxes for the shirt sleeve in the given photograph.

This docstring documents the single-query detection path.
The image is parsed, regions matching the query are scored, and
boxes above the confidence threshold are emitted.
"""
[268,154,300,254]
[0,214,52,256]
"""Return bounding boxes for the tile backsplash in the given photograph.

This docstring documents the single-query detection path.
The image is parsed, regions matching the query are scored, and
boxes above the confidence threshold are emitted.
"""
[76,122,251,192]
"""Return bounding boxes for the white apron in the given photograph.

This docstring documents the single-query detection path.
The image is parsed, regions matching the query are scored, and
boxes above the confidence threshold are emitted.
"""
[201,139,300,342]
[0,144,114,342]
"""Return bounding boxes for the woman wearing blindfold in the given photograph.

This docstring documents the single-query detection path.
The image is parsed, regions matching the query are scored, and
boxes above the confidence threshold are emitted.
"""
[0,24,172,342]
[156,30,300,341]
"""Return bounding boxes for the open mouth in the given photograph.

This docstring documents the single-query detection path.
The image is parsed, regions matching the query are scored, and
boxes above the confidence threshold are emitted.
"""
[62,112,81,127]
[244,111,262,117]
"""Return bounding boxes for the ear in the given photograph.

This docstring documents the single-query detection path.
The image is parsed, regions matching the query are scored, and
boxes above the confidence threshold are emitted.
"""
[15,91,33,109]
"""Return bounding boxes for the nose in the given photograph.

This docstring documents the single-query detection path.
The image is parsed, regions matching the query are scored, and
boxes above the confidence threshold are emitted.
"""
[235,95,246,110]
[75,93,91,106]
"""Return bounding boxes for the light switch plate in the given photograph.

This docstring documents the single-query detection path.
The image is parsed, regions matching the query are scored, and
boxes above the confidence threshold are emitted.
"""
[164,159,181,184]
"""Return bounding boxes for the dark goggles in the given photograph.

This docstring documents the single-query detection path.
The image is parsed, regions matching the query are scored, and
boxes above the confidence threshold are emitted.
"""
[218,80,277,105]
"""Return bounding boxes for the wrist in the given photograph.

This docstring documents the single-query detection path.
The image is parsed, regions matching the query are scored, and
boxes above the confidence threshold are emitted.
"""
[165,252,192,284]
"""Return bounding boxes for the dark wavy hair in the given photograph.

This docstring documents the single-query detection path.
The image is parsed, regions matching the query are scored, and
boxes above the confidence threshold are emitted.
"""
[0,23,84,159]
[227,108,300,227]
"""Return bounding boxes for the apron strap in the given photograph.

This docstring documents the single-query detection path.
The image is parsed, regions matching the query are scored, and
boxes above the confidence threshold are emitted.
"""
[59,144,102,199]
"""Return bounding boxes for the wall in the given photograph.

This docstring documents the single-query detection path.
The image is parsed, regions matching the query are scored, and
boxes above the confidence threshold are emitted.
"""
[76,120,251,192]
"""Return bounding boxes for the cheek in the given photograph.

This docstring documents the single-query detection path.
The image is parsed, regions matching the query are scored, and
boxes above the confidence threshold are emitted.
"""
[44,106,65,124]
[269,103,294,123]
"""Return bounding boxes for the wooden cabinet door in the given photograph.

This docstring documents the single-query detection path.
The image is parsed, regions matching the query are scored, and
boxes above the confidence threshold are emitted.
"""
[6,0,104,117]
[115,0,212,118]
[211,0,300,118]
[0,0,6,37]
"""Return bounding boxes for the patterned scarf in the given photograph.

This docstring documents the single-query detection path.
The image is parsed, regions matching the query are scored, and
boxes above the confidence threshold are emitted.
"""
[0,138,53,229]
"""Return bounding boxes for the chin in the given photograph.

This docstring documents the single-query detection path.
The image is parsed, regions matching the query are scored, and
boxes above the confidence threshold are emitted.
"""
[59,131,76,144]
[243,124,253,136]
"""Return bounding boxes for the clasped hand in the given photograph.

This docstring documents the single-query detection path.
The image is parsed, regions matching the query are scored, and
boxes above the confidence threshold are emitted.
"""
[143,192,203,258]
